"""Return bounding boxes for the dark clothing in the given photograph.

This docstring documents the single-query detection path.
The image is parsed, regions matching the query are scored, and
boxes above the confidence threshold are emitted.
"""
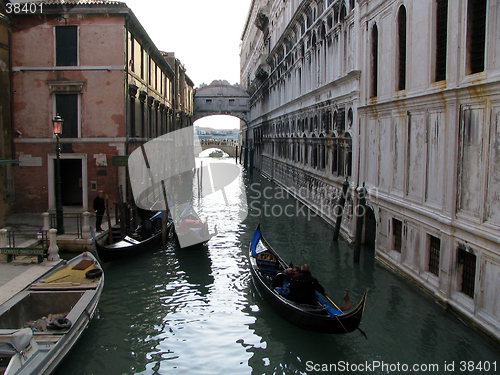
[271,273,291,289]
[289,270,325,305]
[93,196,105,231]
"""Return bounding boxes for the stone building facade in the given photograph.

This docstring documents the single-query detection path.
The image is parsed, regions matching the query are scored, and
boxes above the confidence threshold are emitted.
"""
[241,0,500,340]
[0,2,13,227]
[10,0,194,214]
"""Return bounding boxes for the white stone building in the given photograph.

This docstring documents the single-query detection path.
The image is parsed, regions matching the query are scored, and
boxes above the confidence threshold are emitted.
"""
[241,0,500,341]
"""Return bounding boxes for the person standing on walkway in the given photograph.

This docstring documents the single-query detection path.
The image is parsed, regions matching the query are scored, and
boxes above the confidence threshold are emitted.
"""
[93,190,105,232]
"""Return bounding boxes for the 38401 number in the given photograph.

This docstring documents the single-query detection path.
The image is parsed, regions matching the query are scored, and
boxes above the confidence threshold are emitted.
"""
[6,2,43,14]
[459,361,497,372]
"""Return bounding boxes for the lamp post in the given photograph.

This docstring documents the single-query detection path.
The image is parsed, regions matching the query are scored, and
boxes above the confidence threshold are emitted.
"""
[53,114,65,235]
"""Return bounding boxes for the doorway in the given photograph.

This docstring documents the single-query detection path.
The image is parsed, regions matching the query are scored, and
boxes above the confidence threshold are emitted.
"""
[49,155,87,210]
[54,159,82,206]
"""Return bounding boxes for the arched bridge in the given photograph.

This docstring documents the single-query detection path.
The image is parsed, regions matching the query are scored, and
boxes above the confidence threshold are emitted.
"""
[198,139,238,157]
[194,80,249,123]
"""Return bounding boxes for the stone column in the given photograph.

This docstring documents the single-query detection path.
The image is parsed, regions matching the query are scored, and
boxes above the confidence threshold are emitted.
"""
[42,212,50,231]
[82,211,91,239]
[0,228,7,262]
[47,228,60,261]
[0,228,7,247]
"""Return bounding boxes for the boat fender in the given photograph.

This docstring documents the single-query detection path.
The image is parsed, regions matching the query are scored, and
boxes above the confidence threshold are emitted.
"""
[48,318,72,330]
[85,268,103,279]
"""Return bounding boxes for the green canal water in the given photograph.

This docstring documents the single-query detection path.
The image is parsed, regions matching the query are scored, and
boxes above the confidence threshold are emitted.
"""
[56,159,500,374]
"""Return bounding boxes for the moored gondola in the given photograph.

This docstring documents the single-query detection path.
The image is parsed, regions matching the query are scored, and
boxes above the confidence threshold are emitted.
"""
[94,214,172,263]
[248,224,368,334]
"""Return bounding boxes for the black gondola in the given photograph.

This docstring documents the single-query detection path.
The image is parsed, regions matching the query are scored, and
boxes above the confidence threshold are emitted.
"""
[94,214,172,263]
[173,205,217,250]
[249,224,368,334]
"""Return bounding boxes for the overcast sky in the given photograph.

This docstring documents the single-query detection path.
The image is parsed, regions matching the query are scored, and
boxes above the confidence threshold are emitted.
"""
[124,0,252,129]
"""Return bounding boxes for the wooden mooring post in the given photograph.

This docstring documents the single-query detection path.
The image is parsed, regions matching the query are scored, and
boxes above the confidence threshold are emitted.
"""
[333,177,349,242]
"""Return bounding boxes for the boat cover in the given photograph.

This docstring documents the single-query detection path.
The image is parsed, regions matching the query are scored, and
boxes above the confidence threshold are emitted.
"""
[0,328,33,355]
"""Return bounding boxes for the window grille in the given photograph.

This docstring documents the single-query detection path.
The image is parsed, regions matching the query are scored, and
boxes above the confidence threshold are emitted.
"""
[458,247,476,298]
[428,235,441,276]
[393,218,403,252]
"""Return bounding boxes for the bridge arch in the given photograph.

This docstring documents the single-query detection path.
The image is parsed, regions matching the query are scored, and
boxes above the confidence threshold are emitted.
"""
[194,80,249,123]
[198,139,238,157]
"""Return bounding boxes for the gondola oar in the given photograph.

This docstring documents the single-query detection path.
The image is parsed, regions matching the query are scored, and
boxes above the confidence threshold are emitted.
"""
[324,293,368,340]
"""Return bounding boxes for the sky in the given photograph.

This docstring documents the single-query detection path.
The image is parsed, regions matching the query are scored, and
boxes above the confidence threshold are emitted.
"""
[124,0,253,129]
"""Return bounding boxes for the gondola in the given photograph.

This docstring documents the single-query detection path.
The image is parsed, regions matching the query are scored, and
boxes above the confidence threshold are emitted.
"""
[248,224,368,334]
[173,205,217,250]
[94,213,172,263]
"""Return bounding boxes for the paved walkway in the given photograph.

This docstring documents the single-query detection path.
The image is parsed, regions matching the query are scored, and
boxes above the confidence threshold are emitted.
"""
[0,212,112,305]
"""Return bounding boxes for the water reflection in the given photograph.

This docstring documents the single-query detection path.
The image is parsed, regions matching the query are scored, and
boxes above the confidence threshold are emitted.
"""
[55,161,500,375]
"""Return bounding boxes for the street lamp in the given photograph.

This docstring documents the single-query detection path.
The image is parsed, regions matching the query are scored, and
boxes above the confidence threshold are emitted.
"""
[53,114,65,235]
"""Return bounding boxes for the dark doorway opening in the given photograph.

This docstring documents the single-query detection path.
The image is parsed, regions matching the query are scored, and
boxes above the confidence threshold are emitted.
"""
[54,158,82,206]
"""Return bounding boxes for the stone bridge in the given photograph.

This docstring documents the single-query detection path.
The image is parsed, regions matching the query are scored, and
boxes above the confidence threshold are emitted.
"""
[198,139,238,157]
[193,80,249,123]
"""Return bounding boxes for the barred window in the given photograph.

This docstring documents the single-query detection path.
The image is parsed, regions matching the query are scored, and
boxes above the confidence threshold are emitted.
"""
[458,246,476,298]
[393,218,403,252]
[428,235,441,276]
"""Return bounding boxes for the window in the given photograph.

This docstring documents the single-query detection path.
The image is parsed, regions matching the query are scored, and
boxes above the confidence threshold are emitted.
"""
[397,6,407,91]
[467,0,487,74]
[458,246,476,298]
[337,108,346,133]
[344,134,352,177]
[371,24,378,97]
[55,26,77,66]
[229,99,235,106]
[428,235,441,276]
[129,35,135,72]
[392,218,403,252]
[331,139,338,174]
[55,94,78,138]
[435,0,448,81]
[140,48,145,80]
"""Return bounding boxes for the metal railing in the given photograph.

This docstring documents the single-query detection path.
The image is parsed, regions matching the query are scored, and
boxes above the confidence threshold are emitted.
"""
[49,213,84,238]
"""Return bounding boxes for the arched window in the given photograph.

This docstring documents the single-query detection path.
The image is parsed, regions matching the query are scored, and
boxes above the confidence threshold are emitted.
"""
[371,24,379,97]
[397,5,407,91]
[340,2,347,22]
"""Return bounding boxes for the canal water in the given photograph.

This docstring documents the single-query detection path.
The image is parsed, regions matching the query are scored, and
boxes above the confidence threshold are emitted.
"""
[56,158,499,375]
